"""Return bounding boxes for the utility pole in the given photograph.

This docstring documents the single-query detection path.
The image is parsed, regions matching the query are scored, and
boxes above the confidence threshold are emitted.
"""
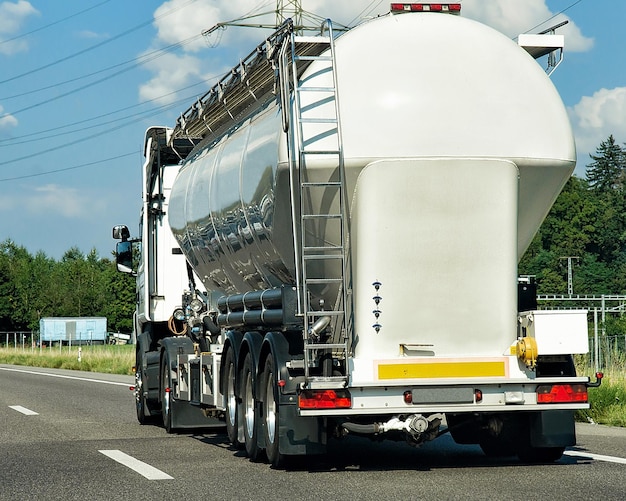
[560,256,579,296]
[276,0,303,31]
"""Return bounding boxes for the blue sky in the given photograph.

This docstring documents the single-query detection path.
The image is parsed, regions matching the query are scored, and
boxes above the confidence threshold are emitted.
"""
[0,0,624,260]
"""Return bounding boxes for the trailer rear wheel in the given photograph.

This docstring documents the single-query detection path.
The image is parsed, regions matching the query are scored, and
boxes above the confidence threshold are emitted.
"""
[518,445,565,463]
[241,352,260,460]
[223,347,241,447]
[263,355,284,468]
[479,436,517,458]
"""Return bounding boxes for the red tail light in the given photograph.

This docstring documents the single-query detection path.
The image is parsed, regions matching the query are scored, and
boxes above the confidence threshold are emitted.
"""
[536,384,587,404]
[299,389,352,409]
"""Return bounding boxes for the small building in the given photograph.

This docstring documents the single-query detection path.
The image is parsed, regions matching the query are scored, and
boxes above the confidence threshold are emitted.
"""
[39,317,108,345]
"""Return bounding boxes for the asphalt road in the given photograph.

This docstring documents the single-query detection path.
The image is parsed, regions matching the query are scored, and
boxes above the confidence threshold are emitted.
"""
[1,364,625,501]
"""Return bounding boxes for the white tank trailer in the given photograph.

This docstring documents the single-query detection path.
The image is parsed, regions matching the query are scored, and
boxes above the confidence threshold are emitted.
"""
[114,4,602,467]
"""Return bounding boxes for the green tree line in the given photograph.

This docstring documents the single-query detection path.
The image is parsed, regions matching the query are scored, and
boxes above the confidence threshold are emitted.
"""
[0,135,624,335]
[520,135,626,297]
[0,243,135,333]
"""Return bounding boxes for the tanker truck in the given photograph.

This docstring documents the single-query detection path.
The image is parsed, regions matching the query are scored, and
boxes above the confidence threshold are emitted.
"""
[113,3,602,467]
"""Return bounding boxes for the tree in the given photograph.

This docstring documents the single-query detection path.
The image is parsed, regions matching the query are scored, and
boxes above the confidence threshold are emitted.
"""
[585,135,625,192]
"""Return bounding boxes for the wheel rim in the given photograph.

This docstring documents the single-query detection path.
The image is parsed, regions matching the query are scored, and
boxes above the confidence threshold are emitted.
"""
[134,370,142,404]
[244,370,254,438]
[226,359,236,426]
[265,369,276,444]
[162,364,170,418]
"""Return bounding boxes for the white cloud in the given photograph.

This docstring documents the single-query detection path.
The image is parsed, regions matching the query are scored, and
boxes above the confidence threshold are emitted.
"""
[0,0,40,55]
[12,184,105,219]
[138,51,209,105]
[0,105,18,133]
[461,0,593,52]
[568,87,626,155]
[140,1,594,108]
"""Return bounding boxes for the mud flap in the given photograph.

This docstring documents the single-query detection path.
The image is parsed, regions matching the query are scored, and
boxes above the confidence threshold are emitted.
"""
[530,410,576,448]
[170,400,222,430]
[278,403,327,456]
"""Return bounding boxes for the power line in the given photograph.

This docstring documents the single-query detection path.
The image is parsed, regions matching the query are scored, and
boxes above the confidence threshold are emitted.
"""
[0,78,216,145]
[2,35,205,118]
[0,0,200,85]
[0,152,139,183]
[0,100,179,168]
[0,33,203,102]
[0,0,114,46]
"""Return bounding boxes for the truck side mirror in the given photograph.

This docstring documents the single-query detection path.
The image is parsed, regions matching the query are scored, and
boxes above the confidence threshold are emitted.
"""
[112,225,130,241]
[115,240,135,275]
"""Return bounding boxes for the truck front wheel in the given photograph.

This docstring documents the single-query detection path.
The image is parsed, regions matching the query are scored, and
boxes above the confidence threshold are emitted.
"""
[161,352,174,433]
[134,366,151,425]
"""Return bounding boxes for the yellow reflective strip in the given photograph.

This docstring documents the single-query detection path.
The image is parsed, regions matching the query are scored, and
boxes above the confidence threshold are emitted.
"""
[378,361,506,380]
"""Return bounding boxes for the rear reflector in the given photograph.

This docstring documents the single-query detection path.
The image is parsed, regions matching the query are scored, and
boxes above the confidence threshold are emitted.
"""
[536,384,588,404]
[299,389,352,409]
[390,3,461,13]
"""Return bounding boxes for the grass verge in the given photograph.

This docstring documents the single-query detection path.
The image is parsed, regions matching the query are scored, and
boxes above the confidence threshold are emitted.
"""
[576,369,626,427]
[0,344,134,375]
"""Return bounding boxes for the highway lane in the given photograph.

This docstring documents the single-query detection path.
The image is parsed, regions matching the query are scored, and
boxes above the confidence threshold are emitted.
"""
[1,364,626,501]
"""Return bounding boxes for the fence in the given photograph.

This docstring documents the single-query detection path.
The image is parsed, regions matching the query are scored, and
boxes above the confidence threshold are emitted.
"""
[587,334,626,373]
[1,331,128,350]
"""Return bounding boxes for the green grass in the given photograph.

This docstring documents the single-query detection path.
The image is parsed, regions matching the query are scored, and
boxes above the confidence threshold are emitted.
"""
[0,344,134,375]
[576,351,626,426]
[576,369,626,427]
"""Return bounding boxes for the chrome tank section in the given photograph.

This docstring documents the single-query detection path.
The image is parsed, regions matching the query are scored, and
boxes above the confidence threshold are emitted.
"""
[168,12,576,299]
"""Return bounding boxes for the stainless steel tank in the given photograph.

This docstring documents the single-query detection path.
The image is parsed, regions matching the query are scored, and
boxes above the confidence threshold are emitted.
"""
[168,11,576,306]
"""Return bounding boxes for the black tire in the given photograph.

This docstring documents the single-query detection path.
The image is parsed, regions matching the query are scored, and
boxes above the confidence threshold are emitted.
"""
[223,348,241,447]
[161,352,174,434]
[135,366,150,425]
[518,445,565,464]
[263,355,284,468]
[241,352,261,460]
[479,436,517,458]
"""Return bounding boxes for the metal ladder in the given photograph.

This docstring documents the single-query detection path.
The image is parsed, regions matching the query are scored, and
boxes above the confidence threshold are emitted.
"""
[282,21,349,387]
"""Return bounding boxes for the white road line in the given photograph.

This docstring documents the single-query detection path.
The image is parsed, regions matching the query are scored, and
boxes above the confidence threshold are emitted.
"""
[565,450,626,465]
[0,367,129,387]
[9,405,39,415]
[99,450,173,480]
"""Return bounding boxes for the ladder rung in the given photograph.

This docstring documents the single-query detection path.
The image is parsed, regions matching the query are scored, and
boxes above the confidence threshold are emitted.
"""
[294,55,333,62]
[304,343,347,350]
[305,278,343,285]
[294,35,331,44]
[305,311,345,318]
[299,117,337,124]
[302,214,341,219]
[297,86,336,93]
[303,254,344,261]
[301,151,341,156]
[303,245,343,252]
[301,181,341,187]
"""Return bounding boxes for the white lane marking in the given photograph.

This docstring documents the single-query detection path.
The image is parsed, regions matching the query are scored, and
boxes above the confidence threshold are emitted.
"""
[0,367,130,387]
[99,450,173,480]
[9,405,39,416]
[565,450,626,465]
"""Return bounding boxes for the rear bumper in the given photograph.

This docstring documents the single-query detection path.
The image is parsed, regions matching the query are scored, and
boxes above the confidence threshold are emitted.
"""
[298,376,590,416]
